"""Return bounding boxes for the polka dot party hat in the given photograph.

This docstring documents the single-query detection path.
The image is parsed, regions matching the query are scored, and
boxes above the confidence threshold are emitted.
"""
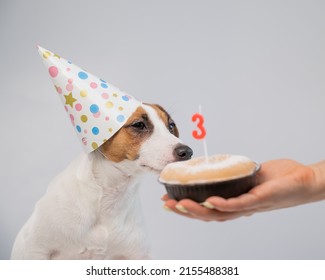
[37,46,142,153]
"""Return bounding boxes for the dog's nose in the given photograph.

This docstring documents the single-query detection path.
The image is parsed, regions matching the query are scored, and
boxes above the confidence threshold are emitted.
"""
[173,144,193,161]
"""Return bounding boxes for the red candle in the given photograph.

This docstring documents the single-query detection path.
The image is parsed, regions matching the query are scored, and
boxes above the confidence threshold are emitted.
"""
[192,113,206,140]
[192,106,209,162]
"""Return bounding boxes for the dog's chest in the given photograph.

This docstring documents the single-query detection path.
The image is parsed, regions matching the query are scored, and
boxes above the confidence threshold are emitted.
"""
[58,187,148,259]
[49,157,149,259]
[78,221,128,259]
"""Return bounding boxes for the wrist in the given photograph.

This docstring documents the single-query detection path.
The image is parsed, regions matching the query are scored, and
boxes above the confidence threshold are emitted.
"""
[309,161,325,201]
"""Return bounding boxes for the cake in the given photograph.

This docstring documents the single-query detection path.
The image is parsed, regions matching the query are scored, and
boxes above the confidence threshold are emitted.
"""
[159,154,260,202]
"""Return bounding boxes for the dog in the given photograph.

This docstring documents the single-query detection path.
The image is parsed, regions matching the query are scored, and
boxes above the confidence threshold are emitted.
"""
[11,103,192,259]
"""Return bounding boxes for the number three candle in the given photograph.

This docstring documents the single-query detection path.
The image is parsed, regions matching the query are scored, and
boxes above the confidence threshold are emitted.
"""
[192,105,209,162]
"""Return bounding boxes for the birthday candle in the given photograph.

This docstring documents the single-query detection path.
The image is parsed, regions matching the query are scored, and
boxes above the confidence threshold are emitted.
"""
[192,105,209,162]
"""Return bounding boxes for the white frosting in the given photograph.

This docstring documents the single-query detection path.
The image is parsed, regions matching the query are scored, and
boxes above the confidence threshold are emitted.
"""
[159,154,257,184]
[165,154,251,171]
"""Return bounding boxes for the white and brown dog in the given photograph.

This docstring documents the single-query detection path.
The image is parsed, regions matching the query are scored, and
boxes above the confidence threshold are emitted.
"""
[11,103,192,259]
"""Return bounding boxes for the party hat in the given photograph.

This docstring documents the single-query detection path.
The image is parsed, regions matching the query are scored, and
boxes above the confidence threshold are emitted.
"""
[37,46,142,153]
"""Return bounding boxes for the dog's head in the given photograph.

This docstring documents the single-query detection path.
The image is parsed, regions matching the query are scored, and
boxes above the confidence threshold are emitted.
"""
[99,103,193,173]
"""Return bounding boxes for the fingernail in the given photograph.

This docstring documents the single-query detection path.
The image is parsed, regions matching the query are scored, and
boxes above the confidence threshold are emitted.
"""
[175,204,188,214]
[163,205,172,212]
[201,201,215,209]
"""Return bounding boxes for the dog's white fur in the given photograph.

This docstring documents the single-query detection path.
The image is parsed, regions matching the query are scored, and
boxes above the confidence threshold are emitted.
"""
[11,104,187,259]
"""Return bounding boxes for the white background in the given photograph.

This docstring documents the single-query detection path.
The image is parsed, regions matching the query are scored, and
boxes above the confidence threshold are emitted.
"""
[1,0,325,259]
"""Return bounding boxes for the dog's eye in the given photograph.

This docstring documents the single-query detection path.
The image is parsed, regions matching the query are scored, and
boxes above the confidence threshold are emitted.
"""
[168,121,176,132]
[132,121,146,130]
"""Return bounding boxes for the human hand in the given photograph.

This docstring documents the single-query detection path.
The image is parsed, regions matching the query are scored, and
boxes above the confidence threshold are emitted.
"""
[162,159,325,221]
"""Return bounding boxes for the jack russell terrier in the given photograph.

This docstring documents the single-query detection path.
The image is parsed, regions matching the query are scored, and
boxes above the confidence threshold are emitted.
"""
[11,103,192,259]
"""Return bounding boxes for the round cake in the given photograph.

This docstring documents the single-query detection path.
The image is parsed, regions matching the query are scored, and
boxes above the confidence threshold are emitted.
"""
[159,154,260,202]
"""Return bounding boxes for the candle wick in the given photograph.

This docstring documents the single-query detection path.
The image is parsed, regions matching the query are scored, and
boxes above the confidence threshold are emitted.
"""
[199,104,202,114]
